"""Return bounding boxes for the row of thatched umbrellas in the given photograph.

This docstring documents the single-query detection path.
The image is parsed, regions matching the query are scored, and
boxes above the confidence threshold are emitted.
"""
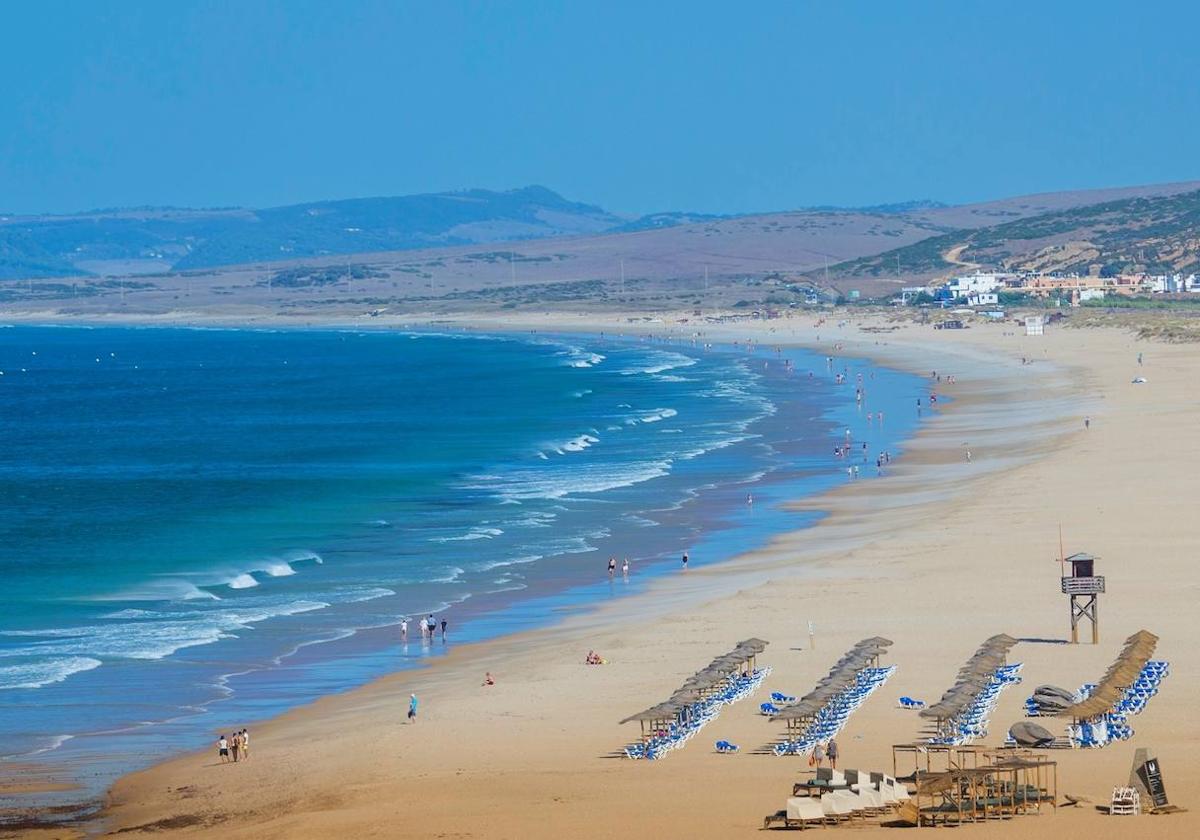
[1056,629,1158,721]
[770,637,894,723]
[919,634,1019,724]
[619,638,769,733]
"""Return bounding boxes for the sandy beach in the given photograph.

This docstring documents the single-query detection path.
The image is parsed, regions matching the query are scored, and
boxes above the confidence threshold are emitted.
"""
[6,310,1198,840]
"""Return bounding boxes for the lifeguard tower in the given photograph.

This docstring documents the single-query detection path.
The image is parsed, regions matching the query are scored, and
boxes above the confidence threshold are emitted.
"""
[1062,552,1104,644]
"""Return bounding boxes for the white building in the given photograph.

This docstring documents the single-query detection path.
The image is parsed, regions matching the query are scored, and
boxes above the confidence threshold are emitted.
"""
[944,271,1012,298]
[967,292,999,306]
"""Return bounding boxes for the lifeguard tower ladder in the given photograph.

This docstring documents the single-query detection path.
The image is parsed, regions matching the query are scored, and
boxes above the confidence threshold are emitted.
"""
[1062,552,1105,644]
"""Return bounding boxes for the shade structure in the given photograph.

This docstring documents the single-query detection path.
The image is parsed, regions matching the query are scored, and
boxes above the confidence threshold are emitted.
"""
[620,640,769,727]
[920,635,1020,721]
[769,637,891,723]
[1055,630,1158,720]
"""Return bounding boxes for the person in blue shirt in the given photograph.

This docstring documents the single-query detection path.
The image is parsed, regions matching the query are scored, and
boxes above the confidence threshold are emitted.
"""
[408,693,418,723]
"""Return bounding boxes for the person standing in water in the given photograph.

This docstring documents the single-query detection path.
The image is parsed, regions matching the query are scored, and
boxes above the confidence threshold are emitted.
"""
[608,557,616,576]
[622,558,630,577]
[681,551,689,570]
[400,618,408,640]
[440,618,447,640]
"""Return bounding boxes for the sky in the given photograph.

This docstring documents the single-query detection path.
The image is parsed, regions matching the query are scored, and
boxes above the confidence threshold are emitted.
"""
[2,1,1199,216]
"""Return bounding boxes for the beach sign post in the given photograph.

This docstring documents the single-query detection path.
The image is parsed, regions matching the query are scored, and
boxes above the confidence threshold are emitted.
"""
[1130,748,1170,810]
[1061,552,1104,644]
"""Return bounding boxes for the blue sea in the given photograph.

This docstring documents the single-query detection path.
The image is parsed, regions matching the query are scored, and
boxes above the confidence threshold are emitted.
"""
[0,325,926,816]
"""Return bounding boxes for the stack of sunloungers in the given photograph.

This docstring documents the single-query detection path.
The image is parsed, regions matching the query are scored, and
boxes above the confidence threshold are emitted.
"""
[769,638,896,756]
[919,635,1022,746]
[763,768,911,829]
[620,639,770,760]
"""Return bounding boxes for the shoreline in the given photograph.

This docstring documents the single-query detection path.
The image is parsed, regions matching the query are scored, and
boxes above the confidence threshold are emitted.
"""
[1,320,926,826]
[9,310,1200,839]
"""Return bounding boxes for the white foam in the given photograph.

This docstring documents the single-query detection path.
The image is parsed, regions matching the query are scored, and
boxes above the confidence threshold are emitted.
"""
[1,599,329,664]
[0,657,102,691]
[474,553,542,572]
[560,433,599,452]
[430,526,504,543]
[635,408,678,424]
[98,579,221,602]
[227,573,260,589]
[559,347,605,368]
[620,352,696,376]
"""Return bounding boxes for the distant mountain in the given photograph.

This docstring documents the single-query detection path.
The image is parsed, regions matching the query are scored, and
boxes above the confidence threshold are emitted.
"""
[0,186,628,279]
[830,186,1200,280]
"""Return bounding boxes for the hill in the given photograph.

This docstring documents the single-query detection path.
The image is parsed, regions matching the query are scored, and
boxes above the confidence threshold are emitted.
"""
[829,183,1200,282]
[0,187,626,279]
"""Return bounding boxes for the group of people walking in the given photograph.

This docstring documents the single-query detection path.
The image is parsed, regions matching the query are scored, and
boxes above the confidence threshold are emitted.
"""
[216,729,250,763]
[399,614,447,641]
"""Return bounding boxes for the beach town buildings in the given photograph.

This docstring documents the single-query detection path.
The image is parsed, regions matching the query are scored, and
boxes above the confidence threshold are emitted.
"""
[913,269,1200,307]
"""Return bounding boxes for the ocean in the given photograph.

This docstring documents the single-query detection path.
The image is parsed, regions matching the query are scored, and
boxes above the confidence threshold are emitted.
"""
[0,325,925,816]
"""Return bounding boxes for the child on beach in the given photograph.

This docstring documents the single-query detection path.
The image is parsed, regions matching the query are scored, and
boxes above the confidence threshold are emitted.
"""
[482,672,494,686]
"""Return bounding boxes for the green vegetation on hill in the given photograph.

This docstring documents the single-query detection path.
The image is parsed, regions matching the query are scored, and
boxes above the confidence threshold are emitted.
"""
[831,189,1200,280]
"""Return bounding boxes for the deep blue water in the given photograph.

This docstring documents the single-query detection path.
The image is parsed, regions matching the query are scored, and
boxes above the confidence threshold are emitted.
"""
[0,325,925,815]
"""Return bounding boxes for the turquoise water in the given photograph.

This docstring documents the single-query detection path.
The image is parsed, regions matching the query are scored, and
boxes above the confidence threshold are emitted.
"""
[0,325,925,816]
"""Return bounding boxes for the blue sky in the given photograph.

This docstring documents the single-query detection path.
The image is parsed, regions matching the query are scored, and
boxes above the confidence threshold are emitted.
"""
[2,1,1198,215]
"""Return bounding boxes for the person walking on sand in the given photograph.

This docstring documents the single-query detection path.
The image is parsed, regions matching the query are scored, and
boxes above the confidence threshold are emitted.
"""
[240,729,249,761]
[217,734,229,764]
[1084,416,1090,430]
[965,449,972,463]
[811,742,825,768]
[408,693,419,723]
[230,730,240,763]
[827,738,839,770]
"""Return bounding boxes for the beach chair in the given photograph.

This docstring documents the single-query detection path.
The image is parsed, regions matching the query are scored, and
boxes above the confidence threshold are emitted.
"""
[829,790,865,820]
[764,796,826,830]
[761,702,780,715]
[1110,786,1140,816]
[714,740,739,753]
[771,692,796,703]
[898,696,925,709]
[820,794,853,823]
